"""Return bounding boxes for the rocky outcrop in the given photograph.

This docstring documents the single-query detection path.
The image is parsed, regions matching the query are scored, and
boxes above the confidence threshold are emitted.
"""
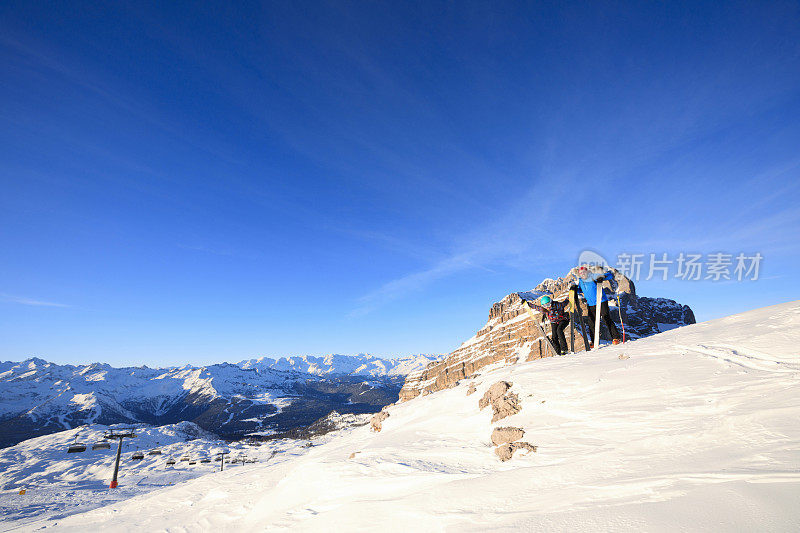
[479,381,522,422]
[479,381,512,410]
[399,270,695,401]
[491,427,525,446]
[495,442,537,462]
[370,410,389,432]
[491,392,521,423]
[466,383,477,396]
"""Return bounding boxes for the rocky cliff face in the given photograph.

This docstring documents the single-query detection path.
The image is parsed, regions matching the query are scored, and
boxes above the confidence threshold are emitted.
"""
[399,270,695,401]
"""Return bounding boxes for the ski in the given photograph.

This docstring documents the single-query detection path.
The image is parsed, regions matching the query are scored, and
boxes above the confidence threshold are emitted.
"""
[569,277,591,351]
[534,320,558,357]
[521,300,558,356]
[577,308,590,350]
[568,303,575,353]
[594,279,603,349]
[615,292,627,343]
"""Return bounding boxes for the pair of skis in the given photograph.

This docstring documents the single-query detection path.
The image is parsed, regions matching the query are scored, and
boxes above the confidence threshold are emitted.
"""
[522,301,559,357]
[568,288,590,351]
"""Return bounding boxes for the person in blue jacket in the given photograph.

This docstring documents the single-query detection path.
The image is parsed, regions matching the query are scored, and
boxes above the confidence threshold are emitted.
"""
[570,266,622,346]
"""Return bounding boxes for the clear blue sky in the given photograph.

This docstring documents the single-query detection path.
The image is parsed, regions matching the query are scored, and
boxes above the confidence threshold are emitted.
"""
[1,1,799,366]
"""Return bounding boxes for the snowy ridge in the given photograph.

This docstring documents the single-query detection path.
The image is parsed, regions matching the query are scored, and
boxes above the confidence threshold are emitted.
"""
[13,300,798,531]
[237,353,439,377]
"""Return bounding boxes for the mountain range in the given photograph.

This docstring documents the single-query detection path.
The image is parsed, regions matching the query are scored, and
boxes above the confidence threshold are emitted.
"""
[0,354,437,448]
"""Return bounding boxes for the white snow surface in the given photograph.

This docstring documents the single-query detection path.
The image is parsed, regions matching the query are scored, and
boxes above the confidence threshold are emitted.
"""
[5,301,800,531]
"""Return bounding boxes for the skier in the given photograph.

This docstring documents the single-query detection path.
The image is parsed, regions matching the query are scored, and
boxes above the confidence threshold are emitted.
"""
[524,295,571,355]
[570,266,622,346]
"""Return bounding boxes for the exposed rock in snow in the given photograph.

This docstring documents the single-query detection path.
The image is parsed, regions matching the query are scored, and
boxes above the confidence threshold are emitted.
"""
[478,381,522,422]
[478,381,510,409]
[495,441,537,462]
[370,410,389,432]
[491,392,521,423]
[490,426,525,446]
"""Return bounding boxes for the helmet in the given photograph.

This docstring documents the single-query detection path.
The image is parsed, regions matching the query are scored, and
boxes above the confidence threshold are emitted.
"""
[540,295,552,306]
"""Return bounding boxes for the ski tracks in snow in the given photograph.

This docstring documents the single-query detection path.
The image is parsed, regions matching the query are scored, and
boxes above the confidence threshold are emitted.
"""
[675,343,800,373]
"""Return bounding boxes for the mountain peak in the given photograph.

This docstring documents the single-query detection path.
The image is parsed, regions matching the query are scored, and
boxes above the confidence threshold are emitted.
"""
[23,357,50,368]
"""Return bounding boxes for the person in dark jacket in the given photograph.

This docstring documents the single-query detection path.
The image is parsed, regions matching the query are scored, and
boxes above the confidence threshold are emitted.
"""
[570,266,621,346]
[528,295,570,355]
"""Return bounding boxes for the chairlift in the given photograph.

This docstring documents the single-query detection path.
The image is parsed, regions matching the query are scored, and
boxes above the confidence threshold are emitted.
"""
[67,436,87,453]
[214,456,222,461]
[131,451,144,460]
[104,428,136,439]
[200,458,211,463]
[188,460,196,465]
[166,458,176,466]
[92,441,111,451]
[180,456,190,462]
[147,449,162,455]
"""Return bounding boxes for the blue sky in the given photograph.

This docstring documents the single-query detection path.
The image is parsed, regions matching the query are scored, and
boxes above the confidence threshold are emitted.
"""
[1,1,799,366]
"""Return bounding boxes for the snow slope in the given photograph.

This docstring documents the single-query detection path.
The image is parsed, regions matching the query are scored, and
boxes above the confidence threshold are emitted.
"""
[0,421,343,530]
[10,301,800,532]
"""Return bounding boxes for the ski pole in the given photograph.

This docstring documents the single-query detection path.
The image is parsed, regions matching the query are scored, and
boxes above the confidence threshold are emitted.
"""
[615,293,626,342]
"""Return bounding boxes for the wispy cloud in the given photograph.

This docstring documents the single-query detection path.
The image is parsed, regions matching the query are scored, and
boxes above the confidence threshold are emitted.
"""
[350,172,584,316]
[350,146,800,317]
[0,293,70,308]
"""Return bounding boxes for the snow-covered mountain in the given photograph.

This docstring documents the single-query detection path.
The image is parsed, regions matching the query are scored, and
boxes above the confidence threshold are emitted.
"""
[0,354,437,448]
[7,301,797,531]
[237,353,438,377]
